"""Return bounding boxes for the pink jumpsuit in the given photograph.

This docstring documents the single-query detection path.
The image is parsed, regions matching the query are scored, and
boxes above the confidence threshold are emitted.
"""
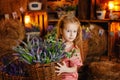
[61,46,83,80]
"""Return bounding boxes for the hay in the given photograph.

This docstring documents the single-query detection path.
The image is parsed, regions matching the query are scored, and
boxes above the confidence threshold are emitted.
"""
[88,61,120,80]
[82,40,89,61]
[0,19,25,56]
[87,24,107,56]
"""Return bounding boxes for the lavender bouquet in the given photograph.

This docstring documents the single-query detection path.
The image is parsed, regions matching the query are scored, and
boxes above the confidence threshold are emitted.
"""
[13,35,66,64]
[25,23,40,32]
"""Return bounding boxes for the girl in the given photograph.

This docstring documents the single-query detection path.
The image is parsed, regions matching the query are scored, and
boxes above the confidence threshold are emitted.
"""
[55,15,83,80]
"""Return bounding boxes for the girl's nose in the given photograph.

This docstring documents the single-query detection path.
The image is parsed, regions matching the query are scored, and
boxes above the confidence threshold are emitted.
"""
[70,32,73,36]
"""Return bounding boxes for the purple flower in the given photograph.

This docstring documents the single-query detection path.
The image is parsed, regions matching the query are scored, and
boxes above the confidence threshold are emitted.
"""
[47,25,54,32]
[82,27,91,40]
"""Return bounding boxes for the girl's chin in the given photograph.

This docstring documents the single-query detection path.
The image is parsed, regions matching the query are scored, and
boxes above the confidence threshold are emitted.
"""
[68,39,75,42]
[66,40,74,42]
[62,39,74,43]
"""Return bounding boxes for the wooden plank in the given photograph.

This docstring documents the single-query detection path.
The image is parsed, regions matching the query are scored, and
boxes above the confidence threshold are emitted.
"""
[90,0,96,19]
[78,0,90,20]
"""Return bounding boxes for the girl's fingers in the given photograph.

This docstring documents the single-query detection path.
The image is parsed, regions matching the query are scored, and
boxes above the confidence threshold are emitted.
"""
[55,70,61,75]
[57,72,61,76]
[55,70,60,73]
[55,66,60,69]
[56,62,62,67]
[62,61,65,65]
[62,61,66,66]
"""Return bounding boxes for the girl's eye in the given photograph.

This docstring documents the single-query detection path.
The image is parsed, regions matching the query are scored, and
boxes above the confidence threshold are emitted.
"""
[67,30,70,32]
[74,31,77,33]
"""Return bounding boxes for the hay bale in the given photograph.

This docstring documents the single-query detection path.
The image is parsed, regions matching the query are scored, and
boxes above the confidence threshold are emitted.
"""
[0,19,25,56]
[83,40,89,61]
[89,61,120,80]
[87,24,107,56]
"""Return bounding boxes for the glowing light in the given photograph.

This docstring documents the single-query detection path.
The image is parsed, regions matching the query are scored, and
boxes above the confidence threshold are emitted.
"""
[118,26,120,31]
[24,15,30,24]
[108,1,114,10]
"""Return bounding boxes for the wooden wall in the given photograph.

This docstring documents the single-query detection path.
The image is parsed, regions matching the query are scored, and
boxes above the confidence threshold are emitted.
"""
[0,0,28,16]
[78,0,91,19]
[0,0,77,19]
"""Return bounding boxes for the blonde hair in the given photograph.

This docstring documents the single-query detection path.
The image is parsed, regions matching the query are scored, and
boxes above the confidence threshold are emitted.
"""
[56,15,84,62]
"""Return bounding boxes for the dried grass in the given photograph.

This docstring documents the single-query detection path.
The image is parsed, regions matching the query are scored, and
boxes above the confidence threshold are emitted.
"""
[87,24,107,56]
[0,19,25,56]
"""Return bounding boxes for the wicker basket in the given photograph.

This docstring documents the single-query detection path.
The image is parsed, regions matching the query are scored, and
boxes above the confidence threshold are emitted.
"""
[0,64,31,80]
[0,54,31,80]
[27,62,62,80]
[2,72,31,80]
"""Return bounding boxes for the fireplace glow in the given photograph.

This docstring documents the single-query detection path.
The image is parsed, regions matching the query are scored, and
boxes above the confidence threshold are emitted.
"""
[23,11,48,37]
[24,15,30,24]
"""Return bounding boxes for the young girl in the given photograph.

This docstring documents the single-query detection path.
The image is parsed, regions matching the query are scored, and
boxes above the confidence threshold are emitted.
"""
[55,15,83,80]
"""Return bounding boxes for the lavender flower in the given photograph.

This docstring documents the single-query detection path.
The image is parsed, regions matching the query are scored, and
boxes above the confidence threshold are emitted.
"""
[47,25,54,32]
[82,26,91,40]
[25,24,40,32]
[13,35,66,64]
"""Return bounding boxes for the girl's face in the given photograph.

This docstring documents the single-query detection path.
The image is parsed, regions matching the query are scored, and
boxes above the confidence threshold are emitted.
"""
[62,23,79,42]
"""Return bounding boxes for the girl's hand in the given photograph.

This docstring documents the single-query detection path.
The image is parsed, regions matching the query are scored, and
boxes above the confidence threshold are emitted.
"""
[55,61,68,75]
[55,61,77,75]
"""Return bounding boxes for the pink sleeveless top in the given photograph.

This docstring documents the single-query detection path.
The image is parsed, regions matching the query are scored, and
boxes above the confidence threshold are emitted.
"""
[61,45,83,80]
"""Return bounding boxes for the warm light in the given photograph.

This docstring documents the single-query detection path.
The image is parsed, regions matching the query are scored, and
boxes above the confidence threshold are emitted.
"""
[108,1,114,10]
[118,25,120,37]
[114,1,120,11]
[24,15,30,24]
[118,26,120,31]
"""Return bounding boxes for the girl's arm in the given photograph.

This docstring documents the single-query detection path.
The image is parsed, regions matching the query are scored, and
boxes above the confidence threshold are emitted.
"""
[55,61,77,75]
